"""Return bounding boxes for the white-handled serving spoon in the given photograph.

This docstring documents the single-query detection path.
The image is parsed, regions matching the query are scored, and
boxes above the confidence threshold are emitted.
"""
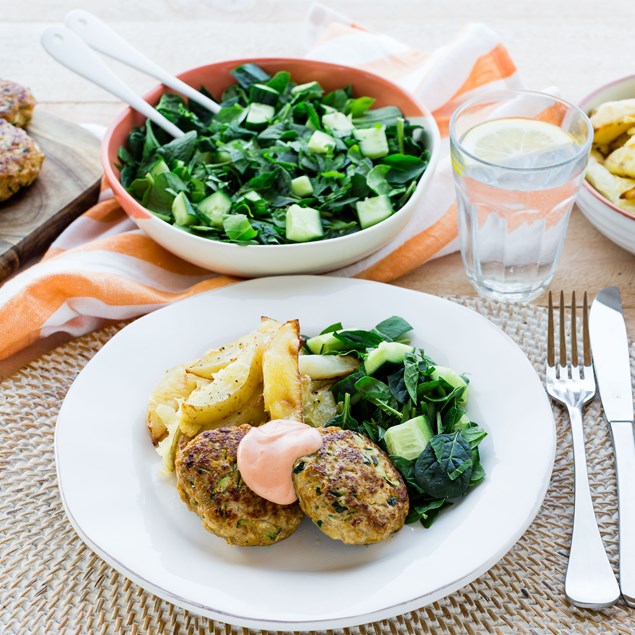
[64,10,220,116]
[41,25,185,138]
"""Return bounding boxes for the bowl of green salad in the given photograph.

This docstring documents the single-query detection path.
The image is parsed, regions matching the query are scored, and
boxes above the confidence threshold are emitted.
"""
[102,58,440,276]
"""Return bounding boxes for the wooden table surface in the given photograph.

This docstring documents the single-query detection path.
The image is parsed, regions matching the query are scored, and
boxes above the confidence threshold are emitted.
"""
[3,0,635,329]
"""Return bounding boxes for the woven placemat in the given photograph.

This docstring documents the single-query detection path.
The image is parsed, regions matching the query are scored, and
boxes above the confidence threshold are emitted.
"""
[1,297,634,635]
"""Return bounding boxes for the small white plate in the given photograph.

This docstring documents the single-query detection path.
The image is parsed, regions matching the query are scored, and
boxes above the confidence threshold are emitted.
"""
[55,276,555,631]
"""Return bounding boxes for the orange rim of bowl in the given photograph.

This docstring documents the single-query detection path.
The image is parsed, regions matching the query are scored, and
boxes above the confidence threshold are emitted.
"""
[101,57,439,243]
[578,73,635,222]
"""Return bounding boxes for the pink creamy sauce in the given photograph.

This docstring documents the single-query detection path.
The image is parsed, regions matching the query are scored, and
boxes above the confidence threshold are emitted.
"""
[236,419,323,505]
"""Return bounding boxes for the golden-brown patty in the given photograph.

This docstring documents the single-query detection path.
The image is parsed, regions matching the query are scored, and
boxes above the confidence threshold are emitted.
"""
[0,79,36,128]
[292,427,409,545]
[175,424,304,546]
[0,119,45,202]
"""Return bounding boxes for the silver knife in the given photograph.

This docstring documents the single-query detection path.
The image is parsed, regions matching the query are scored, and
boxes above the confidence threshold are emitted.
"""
[590,286,635,606]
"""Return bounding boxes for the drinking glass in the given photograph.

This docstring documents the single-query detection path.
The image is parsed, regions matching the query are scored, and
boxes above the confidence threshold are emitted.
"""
[450,91,593,302]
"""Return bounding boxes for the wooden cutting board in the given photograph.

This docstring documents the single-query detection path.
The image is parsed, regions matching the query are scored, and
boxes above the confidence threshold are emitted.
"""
[0,109,103,281]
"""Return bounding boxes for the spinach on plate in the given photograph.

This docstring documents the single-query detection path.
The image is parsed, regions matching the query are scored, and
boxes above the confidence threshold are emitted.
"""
[306,316,487,528]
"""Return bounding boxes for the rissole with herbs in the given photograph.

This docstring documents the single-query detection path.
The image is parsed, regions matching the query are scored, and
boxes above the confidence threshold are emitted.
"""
[116,63,430,245]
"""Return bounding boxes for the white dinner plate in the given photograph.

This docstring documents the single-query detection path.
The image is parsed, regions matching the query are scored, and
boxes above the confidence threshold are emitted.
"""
[56,276,555,630]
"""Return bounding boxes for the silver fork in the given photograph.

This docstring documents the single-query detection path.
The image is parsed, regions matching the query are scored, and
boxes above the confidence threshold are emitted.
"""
[546,291,620,608]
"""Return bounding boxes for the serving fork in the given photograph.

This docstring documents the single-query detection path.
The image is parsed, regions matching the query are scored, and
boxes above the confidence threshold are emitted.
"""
[545,291,620,608]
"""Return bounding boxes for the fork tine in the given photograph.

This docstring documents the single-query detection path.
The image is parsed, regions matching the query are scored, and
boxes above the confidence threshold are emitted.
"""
[548,291,555,366]
[571,291,578,367]
[559,290,566,366]
[583,291,592,366]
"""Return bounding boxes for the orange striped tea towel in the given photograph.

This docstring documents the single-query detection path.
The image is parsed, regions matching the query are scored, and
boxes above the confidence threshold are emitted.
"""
[0,4,520,364]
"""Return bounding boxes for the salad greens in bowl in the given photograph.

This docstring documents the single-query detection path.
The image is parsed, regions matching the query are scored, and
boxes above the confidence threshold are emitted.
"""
[102,58,440,276]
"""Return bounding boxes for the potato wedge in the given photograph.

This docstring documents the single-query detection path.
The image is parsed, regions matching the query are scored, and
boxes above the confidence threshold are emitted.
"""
[155,411,182,474]
[621,185,635,201]
[180,339,264,436]
[186,316,281,379]
[298,354,360,379]
[605,135,635,179]
[147,364,209,444]
[302,375,338,427]
[198,387,267,431]
[586,153,635,214]
[590,99,635,145]
[262,319,303,421]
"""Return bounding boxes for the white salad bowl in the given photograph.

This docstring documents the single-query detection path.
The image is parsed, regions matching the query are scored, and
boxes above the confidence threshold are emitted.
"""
[577,74,635,255]
[102,58,441,277]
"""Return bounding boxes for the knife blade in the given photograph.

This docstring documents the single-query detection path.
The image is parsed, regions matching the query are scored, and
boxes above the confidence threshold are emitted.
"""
[590,286,635,607]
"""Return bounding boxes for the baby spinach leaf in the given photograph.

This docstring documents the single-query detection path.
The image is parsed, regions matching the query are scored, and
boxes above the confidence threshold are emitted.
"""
[354,376,402,417]
[223,214,258,242]
[353,106,402,128]
[414,432,473,498]
[333,329,383,351]
[403,351,420,403]
[459,423,488,449]
[320,322,343,335]
[374,315,413,340]
[142,120,161,161]
[231,63,271,88]
[158,131,197,166]
[366,165,391,196]
[387,369,409,405]
[380,154,428,184]
[267,71,291,94]
[346,96,376,117]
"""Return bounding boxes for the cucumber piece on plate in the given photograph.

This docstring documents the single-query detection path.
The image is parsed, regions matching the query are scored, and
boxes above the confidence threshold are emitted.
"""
[305,331,347,354]
[364,341,415,375]
[355,195,393,229]
[385,415,434,460]
[285,204,323,242]
[431,366,469,405]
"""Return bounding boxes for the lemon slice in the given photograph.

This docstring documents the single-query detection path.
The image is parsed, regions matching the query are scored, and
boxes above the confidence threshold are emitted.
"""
[460,117,575,167]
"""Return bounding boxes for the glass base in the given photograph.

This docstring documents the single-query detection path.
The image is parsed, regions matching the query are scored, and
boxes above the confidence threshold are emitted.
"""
[466,275,551,303]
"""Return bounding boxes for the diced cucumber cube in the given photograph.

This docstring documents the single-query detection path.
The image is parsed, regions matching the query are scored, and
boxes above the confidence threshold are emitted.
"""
[148,159,170,178]
[246,102,275,127]
[322,112,354,132]
[291,81,323,97]
[291,175,314,197]
[307,130,336,154]
[355,195,393,229]
[354,125,389,159]
[305,331,346,354]
[364,341,415,375]
[197,191,232,227]
[431,366,469,405]
[385,415,434,460]
[285,204,323,242]
[172,192,197,227]
[249,83,280,106]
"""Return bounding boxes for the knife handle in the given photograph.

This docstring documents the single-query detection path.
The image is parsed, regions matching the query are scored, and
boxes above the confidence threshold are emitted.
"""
[609,420,635,606]
[565,404,620,608]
